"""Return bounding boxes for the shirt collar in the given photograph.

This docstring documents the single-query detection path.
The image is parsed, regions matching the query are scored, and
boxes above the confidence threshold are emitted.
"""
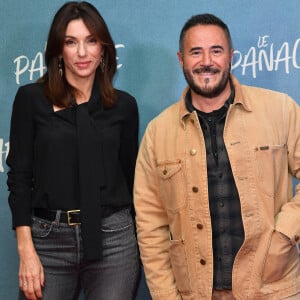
[184,78,235,115]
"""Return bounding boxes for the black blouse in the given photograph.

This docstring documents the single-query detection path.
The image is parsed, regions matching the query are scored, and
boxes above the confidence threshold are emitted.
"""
[7,81,139,259]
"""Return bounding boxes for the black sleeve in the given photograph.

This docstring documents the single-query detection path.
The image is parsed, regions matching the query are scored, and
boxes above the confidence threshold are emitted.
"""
[6,85,35,228]
[119,92,139,197]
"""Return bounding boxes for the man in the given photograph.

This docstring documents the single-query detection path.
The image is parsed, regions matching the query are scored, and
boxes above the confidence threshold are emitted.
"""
[134,14,300,300]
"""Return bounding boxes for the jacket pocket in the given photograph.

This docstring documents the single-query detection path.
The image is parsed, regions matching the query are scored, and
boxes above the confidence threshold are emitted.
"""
[156,160,186,211]
[262,230,299,283]
[169,239,192,294]
[254,144,288,197]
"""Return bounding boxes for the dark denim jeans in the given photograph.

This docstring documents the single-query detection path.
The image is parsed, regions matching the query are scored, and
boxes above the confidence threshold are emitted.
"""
[19,207,139,300]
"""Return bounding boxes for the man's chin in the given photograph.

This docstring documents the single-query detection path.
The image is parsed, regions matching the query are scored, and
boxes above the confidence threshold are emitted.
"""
[192,85,223,98]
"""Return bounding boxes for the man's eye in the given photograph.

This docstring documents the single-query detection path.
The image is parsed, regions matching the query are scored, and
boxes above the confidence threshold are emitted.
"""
[191,51,201,56]
[212,49,223,55]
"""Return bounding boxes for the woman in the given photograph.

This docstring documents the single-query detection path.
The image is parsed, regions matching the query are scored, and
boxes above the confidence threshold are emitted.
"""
[7,2,139,299]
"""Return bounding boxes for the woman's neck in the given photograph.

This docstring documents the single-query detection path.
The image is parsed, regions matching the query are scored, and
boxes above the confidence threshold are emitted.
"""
[66,74,95,104]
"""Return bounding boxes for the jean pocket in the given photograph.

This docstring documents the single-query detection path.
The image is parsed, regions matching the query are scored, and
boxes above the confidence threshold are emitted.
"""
[31,216,53,238]
[101,208,133,233]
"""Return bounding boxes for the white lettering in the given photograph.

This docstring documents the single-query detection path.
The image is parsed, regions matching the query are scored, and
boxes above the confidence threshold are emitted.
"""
[14,43,125,84]
[0,139,9,173]
[293,39,300,68]
[116,44,125,69]
[232,35,300,78]
[257,35,269,48]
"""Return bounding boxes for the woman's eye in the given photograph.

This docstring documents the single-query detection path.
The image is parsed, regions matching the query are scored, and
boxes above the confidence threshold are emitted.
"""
[65,40,77,46]
[87,38,98,44]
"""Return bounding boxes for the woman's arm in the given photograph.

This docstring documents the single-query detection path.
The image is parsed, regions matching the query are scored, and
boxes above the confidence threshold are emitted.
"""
[16,226,44,300]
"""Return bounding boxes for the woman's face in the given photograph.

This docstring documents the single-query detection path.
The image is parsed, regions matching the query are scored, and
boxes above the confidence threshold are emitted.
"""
[62,18,103,84]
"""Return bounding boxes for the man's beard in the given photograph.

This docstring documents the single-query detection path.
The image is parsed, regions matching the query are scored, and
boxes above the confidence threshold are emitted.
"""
[183,65,231,98]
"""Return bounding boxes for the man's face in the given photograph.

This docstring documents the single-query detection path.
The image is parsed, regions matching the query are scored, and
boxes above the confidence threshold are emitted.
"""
[178,24,233,98]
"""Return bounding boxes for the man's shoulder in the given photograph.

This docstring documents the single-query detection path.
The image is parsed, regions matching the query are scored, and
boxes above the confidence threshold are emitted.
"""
[241,83,288,101]
[232,75,290,107]
[144,100,182,138]
[152,101,181,123]
[238,83,293,110]
[242,84,284,95]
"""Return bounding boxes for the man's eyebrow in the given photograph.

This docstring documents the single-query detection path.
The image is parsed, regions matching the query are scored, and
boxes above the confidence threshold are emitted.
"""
[188,45,224,53]
[211,45,224,50]
[189,46,202,53]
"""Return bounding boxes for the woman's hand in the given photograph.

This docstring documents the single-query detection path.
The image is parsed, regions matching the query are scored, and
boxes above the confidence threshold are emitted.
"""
[16,226,44,300]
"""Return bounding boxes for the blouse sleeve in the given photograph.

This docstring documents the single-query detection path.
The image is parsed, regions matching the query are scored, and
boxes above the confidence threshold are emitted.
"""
[6,85,35,228]
[119,93,139,196]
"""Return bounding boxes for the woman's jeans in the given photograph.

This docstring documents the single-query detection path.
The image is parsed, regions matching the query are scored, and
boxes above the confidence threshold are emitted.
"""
[19,207,139,300]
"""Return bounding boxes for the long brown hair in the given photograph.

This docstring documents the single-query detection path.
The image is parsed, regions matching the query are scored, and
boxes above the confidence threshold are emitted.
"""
[39,1,117,108]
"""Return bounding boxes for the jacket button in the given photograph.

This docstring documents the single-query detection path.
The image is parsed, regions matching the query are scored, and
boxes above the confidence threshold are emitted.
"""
[190,149,197,156]
[162,169,167,175]
[192,186,198,193]
[295,235,300,242]
[200,259,206,265]
[197,224,203,230]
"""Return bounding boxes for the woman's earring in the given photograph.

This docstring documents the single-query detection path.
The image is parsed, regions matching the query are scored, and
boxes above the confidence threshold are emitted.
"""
[58,57,63,77]
[100,57,105,73]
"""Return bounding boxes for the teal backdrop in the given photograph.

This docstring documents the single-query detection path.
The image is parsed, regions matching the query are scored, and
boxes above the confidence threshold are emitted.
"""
[0,1,299,298]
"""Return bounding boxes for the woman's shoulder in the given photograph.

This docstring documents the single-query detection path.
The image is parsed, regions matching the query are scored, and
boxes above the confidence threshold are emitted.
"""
[115,89,137,110]
[17,81,44,95]
[13,82,50,113]
[115,89,136,102]
[15,82,48,103]
[15,82,46,103]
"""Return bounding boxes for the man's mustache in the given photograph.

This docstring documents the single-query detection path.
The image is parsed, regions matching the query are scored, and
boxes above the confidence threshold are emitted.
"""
[193,66,219,74]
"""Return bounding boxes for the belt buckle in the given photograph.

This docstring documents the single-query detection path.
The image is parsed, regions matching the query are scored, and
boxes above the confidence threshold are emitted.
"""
[67,210,80,226]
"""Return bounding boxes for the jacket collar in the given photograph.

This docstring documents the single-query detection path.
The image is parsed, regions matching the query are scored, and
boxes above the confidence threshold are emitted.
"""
[231,75,252,112]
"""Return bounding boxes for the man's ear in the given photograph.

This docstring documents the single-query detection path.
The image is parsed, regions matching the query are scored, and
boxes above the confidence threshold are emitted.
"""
[177,51,184,68]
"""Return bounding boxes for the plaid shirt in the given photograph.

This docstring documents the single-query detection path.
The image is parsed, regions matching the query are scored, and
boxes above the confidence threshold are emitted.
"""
[185,88,245,290]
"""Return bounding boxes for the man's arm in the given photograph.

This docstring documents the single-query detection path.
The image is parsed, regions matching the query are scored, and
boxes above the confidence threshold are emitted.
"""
[134,123,182,300]
[276,96,300,244]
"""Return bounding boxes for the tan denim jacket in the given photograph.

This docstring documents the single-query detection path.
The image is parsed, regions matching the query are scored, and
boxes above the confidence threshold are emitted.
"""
[134,76,300,300]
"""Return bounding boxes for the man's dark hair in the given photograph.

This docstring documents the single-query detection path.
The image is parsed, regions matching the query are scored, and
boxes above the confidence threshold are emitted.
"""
[179,13,233,53]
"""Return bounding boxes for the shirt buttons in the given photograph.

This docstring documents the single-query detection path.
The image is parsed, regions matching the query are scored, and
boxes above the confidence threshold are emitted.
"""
[200,259,206,265]
[192,186,199,193]
[190,149,197,156]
